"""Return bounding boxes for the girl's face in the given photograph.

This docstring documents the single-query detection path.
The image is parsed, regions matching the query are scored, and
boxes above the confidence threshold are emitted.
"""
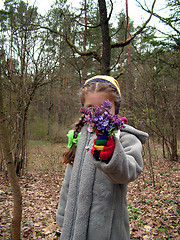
[83,92,116,115]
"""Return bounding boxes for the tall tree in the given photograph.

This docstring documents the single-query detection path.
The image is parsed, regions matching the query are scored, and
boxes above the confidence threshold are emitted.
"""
[125,0,133,109]
[83,0,87,80]
[129,18,179,161]
[98,0,111,75]
[0,68,22,240]
[0,0,60,173]
[60,0,157,76]
[135,0,180,161]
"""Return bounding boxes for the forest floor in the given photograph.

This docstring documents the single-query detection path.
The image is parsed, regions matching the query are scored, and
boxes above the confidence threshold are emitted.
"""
[0,141,179,239]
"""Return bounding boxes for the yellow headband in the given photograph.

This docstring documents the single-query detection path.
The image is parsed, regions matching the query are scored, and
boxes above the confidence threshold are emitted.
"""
[84,75,121,97]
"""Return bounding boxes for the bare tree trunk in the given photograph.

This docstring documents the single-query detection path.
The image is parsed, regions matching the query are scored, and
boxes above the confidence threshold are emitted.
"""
[170,131,178,161]
[48,77,53,138]
[126,0,133,110]
[9,26,13,137]
[13,32,27,175]
[0,73,22,240]
[162,136,166,159]
[98,0,111,75]
[147,140,155,187]
[58,75,62,124]
[83,0,87,81]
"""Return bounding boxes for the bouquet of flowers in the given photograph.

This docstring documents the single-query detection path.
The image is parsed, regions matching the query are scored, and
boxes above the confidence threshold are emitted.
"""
[80,100,127,137]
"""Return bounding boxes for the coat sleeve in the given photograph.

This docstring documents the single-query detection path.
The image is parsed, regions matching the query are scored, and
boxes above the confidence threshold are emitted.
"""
[92,131,144,184]
[56,164,72,227]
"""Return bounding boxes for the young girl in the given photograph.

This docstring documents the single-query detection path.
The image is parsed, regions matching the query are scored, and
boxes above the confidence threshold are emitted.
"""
[56,75,148,240]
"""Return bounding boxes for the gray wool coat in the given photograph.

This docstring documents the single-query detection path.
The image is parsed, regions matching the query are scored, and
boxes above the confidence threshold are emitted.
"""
[56,125,148,240]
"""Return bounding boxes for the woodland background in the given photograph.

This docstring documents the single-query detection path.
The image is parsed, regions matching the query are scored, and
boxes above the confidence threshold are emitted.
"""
[0,0,179,239]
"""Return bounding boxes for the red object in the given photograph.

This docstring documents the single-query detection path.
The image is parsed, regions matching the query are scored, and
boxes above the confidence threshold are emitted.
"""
[91,136,115,162]
[120,117,127,123]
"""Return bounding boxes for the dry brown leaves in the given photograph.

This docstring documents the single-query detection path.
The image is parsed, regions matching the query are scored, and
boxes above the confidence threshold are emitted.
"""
[0,142,179,239]
[127,157,179,239]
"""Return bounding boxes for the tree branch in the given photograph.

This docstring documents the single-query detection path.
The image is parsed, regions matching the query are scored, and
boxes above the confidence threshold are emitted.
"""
[74,0,113,29]
[111,0,157,49]
[136,0,180,35]
[66,34,102,62]
[107,0,113,22]
[36,25,102,62]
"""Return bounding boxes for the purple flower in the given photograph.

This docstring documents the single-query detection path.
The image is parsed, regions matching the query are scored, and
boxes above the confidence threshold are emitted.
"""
[80,100,127,136]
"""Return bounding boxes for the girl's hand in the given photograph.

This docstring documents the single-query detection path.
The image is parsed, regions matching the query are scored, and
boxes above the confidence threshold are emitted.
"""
[91,132,115,162]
